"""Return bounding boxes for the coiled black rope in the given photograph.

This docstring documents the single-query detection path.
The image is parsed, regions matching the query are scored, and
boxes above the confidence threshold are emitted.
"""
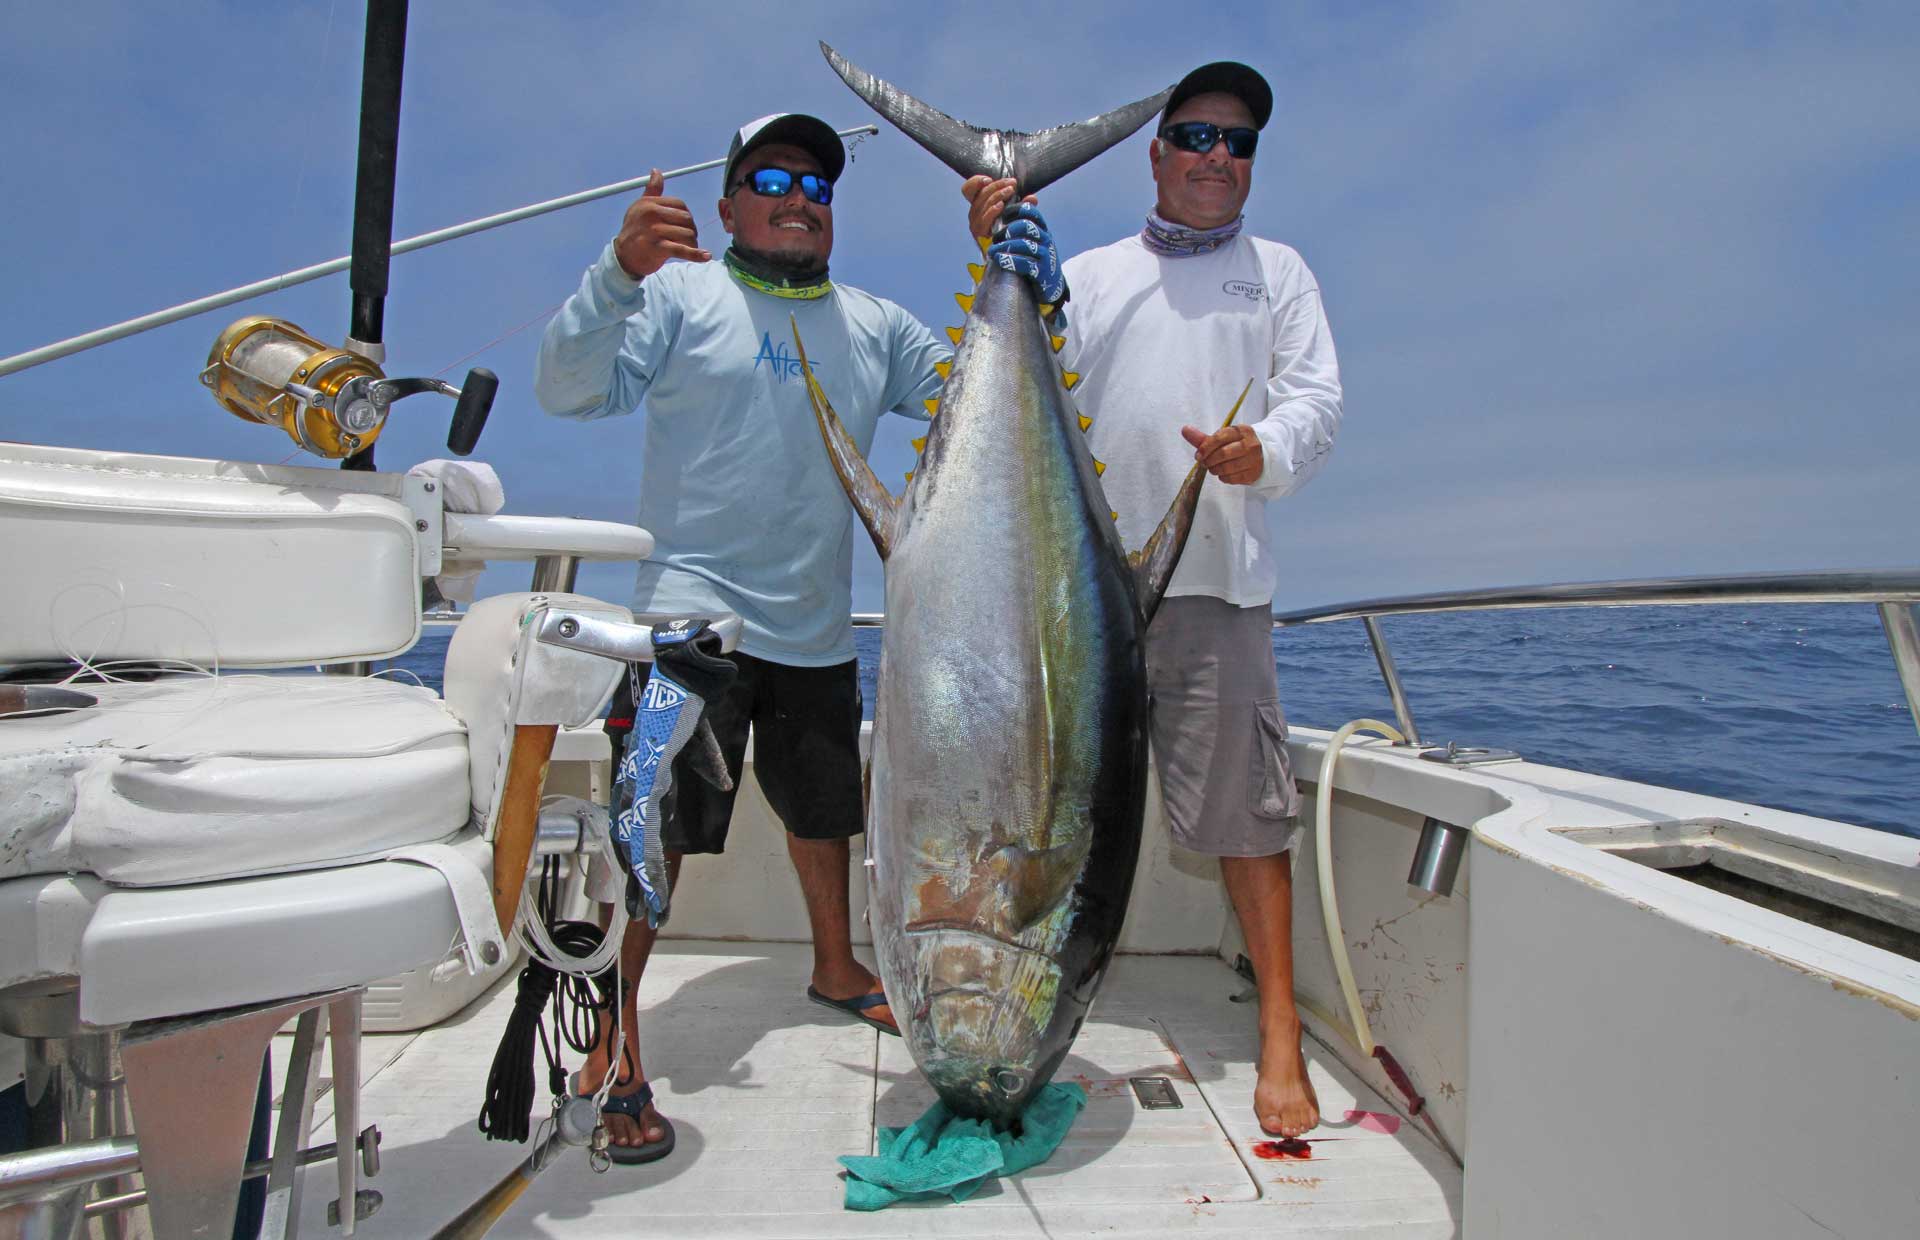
[476,858,623,1142]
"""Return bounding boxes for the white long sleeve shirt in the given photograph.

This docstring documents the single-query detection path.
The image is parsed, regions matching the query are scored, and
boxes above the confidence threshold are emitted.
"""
[1061,233,1343,606]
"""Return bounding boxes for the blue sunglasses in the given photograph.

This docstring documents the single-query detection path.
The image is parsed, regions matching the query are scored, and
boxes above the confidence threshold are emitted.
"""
[1159,122,1259,159]
[731,166,834,205]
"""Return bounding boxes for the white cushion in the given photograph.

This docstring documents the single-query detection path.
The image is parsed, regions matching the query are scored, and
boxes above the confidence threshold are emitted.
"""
[441,593,631,839]
[0,443,428,667]
[0,674,468,886]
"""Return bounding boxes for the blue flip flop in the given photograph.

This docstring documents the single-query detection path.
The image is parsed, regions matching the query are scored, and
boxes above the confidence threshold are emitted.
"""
[572,1072,676,1165]
[806,984,901,1037]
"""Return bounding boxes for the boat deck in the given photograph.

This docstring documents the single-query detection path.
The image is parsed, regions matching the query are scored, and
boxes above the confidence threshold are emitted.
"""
[285,944,1461,1238]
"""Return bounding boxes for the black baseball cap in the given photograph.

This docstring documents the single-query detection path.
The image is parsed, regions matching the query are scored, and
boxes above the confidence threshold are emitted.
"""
[723,113,847,190]
[1161,62,1273,130]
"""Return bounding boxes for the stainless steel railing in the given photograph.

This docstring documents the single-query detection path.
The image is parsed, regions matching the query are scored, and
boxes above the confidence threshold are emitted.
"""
[454,574,1920,747]
[1269,570,1920,747]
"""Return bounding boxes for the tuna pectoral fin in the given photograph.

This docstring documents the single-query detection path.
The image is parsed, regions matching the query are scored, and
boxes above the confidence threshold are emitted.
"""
[791,315,898,561]
[1127,379,1256,625]
[994,839,1091,936]
[821,43,1169,196]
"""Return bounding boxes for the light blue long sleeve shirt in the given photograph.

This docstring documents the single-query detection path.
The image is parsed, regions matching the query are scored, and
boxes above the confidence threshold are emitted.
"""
[536,245,946,665]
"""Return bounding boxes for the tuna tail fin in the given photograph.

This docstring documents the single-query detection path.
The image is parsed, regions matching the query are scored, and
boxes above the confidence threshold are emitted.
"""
[1127,379,1256,624]
[821,43,1170,195]
[792,315,899,561]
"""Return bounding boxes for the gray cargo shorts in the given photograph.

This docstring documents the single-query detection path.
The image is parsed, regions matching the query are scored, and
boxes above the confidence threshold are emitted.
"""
[1145,595,1304,858]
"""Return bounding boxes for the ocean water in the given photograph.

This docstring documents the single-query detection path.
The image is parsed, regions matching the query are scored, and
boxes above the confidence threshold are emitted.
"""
[396,603,1918,838]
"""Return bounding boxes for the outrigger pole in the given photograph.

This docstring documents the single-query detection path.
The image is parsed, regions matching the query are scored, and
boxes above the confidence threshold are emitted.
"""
[0,123,879,381]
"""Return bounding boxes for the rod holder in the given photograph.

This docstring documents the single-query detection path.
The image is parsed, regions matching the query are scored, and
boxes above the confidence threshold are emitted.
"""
[1407,816,1468,898]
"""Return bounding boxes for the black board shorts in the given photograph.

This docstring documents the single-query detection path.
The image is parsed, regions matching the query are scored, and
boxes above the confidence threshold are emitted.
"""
[605,652,864,855]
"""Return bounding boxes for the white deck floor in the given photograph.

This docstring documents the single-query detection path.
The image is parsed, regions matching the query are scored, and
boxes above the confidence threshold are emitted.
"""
[286,944,1461,1238]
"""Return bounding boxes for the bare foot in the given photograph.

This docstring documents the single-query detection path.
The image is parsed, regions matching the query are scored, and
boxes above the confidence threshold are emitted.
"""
[1255,1022,1320,1138]
[811,964,897,1033]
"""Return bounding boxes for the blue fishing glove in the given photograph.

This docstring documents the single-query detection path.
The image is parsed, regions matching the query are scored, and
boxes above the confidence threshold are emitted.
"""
[989,203,1067,305]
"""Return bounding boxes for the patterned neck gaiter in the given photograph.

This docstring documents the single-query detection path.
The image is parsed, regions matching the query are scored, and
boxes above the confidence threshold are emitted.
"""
[724,247,833,300]
[1140,210,1245,257]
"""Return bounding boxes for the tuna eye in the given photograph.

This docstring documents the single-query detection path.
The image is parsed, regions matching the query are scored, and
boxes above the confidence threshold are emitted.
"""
[994,1069,1027,1094]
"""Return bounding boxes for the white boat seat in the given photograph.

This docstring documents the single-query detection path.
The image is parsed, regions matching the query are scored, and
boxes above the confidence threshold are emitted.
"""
[0,440,644,1037]
[0,674,467,887]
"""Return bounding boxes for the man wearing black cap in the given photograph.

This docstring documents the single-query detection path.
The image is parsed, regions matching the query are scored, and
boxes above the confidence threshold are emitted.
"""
[965,62,1342,1139]
[537,113,948,1161]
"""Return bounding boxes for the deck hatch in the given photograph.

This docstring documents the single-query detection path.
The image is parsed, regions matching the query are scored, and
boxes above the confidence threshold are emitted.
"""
[1554,818,1920,962]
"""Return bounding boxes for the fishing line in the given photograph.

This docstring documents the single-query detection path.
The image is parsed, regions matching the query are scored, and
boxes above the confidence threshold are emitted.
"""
[43,578,228,748]
[429,302,564,379]
[366,666,428,689]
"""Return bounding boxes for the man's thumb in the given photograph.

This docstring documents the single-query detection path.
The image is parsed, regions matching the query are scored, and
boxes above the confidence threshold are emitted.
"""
[643,168,664,197]
[1180,425,1208,450]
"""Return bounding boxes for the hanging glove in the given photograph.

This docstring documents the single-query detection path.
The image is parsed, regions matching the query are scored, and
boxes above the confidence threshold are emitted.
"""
[989,203,1067,306]
[406,458,504,604]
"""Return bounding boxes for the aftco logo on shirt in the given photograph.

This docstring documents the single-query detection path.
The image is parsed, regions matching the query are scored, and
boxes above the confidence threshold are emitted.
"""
[754,331,820,383]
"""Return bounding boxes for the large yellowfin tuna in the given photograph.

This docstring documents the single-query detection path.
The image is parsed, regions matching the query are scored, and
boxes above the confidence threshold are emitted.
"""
[798,45,1250,1127]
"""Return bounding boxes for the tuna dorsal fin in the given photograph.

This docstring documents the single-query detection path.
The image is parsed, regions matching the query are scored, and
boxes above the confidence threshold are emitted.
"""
[821,43,1170,195]
[792,315,899,560]
[1125,379,1256,624]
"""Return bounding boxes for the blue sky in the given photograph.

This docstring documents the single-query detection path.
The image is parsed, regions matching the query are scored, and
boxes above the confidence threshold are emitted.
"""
[2,2,1915,612]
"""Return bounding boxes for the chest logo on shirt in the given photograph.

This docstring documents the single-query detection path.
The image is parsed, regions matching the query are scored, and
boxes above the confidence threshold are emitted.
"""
[753,331,821,383]
[1223,280,1266,302]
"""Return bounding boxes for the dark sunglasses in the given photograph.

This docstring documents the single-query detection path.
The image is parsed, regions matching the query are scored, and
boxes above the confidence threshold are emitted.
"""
[1158,122,1258,159]
[730,166,833,205]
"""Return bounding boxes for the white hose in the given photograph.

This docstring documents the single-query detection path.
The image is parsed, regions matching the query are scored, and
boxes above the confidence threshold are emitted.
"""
[1314,718,1405,1057]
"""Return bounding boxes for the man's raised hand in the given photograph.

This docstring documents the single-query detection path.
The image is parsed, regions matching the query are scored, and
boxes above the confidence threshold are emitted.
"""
[614,169,712,279]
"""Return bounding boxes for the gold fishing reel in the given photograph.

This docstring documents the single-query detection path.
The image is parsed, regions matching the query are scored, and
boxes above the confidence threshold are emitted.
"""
[203,317,386,458]
[202,316,496,460]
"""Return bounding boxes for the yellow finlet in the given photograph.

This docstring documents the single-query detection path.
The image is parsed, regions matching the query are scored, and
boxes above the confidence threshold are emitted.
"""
[968,263,985,283]
[1079,413,1092,432]
[911,436,926,452]
[975,235,990,255]
[946,326,964,346]
[1063,370,1081,390]
[1110,510,1119,521]
[955,292,975,313]
[934,360,952,379]
[1038,302,1055,318]
[1093,459,1107,476]
[905,470,915,483]
[1050,334,1066,353]
[923,397,940,416]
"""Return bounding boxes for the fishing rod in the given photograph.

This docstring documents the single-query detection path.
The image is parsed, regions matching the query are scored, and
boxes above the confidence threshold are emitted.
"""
[339,0,409,469]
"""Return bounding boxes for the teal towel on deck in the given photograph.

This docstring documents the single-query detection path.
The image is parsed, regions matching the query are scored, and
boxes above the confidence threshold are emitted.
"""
[838,1082,1088,1211]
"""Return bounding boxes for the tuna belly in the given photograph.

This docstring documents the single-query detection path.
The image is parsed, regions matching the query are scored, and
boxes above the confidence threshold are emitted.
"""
[907,926,1070,1124]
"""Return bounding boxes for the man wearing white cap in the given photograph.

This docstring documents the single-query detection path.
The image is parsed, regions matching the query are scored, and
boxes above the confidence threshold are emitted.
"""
[537,113,946,1161]
[965,62,1342,1139]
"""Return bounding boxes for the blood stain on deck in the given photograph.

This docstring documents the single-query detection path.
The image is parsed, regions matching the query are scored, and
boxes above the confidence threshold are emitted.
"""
[1252,1137,1313,1159]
